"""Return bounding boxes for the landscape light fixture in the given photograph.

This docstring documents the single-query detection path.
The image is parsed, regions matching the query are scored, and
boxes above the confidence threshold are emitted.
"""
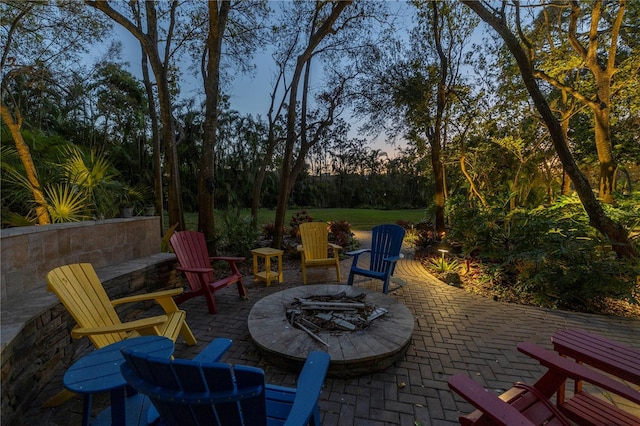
[438,248,448,262]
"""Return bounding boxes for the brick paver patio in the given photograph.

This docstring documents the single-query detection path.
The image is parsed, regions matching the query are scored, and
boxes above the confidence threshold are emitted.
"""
[25,250,640,425]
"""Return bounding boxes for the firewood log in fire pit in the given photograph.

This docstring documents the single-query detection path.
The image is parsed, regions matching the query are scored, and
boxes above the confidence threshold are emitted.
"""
[286,291,388,338]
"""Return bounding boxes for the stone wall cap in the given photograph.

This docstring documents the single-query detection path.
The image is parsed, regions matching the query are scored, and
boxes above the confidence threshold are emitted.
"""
[0,217,157,238]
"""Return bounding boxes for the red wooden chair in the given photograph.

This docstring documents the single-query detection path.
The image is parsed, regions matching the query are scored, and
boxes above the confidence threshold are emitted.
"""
[448,342,640,426]
[170,230,247,314]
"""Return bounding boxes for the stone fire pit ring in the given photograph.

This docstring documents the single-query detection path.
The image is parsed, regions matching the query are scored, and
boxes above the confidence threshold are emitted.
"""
[248,285,414,377]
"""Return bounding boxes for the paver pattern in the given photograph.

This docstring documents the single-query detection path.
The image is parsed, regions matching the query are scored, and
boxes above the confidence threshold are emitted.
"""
[25,241,640,425]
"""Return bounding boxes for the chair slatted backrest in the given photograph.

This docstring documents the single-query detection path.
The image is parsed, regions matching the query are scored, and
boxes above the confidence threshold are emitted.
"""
[121,349,268,426]
[369,224,405,274]
[47,263,128,348]
[170,231,215,291]
[299,222,330,261]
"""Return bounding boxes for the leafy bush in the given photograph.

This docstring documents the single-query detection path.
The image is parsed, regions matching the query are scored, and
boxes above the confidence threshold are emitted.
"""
[217,208,260,257]
[328,220,357,252]
[414,226,444,250]
[261,222,286,241]
[1,142,152,225]
[426,255,460,273]
[289,209,313,238]
[45,183,89,223]
[446,193,639,311]
[396,219,414,229]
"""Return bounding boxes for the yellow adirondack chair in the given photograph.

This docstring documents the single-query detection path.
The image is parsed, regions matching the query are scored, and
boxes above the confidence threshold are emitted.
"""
[46,263,197,349]
[297,222,342,284]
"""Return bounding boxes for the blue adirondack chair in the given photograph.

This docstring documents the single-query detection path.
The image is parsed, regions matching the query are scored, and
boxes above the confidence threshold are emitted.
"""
[347,224,406,294]
[120,340,331,426]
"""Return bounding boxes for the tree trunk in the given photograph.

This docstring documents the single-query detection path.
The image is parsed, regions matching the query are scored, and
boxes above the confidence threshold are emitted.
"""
[462,1,635,259]
[1,103,51,225]
[560,110,572,196]
[431,0,447,235]
[572,1,619,204]
[460,154,487,207]
[272,57,300,249]
[593,94,616,204]
[250,128,278,229]
[198,1,230,252]
[154,56,184,231]
[251,58,290,229]
[140,44,164,235]
[431,142,446,234]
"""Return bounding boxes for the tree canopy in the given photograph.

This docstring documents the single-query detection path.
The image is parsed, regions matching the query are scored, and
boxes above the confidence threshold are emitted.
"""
[2,0,638,265]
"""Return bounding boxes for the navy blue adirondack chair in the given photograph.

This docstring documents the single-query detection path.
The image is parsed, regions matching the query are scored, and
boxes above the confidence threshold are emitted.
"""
[120,340,330,426]
[347,224,405,294]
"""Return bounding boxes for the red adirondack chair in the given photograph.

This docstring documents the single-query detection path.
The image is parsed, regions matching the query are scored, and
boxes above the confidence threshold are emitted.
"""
[448,342,640,426]
[170,230,247,314]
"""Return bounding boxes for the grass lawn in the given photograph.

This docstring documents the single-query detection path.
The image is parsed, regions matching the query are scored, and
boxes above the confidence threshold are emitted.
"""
[183,208,426,231]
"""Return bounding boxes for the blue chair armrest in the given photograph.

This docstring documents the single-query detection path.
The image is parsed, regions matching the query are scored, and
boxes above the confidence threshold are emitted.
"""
[193,338,233,363]
[282,352,330,426]
[383,255,403,263]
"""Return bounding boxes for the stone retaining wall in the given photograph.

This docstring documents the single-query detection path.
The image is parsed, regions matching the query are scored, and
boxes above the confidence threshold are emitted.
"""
[1,218,160,302]
[0,218,181,426]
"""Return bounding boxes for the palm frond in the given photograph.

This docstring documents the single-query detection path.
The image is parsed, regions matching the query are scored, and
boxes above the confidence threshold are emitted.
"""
[44,183,89,223]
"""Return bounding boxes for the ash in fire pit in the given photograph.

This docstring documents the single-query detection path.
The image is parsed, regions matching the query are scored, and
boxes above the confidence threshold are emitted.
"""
[286,292,388,344]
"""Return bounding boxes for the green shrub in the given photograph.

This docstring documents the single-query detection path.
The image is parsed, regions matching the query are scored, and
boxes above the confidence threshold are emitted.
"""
[328,220,357,252]
[426,256,460,273]
[289,209,313,238]
[217,208,260,257]
[261,222,286,241]
[414,226,443,249]
[447,192,639,311]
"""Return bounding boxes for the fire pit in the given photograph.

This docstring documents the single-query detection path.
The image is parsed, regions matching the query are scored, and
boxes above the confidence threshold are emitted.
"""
[248,285,414,377]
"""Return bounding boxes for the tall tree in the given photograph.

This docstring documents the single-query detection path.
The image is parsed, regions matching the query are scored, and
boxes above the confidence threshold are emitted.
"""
[355,1,476,234]
[250,37,290,229]
[272,1,395,249]
[130,8,164,232]
[199,1,231,246]
[1,101,50,224]
[522,0,633,204]
[427,0,448,234]
[461,0,636,259]
[197,0,268,248]
[268,1,350,247]
[249,1,389,233]
[87,0,186,230]
[409,0,477,233]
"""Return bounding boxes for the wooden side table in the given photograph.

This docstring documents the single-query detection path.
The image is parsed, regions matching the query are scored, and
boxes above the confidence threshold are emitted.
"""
[251,247,284,286]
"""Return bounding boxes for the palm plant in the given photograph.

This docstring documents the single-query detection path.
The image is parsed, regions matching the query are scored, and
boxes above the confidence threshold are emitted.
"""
[44,183,89,223]
[59,146,120,218]
[1,141,146,225]
[1,145,36,226]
